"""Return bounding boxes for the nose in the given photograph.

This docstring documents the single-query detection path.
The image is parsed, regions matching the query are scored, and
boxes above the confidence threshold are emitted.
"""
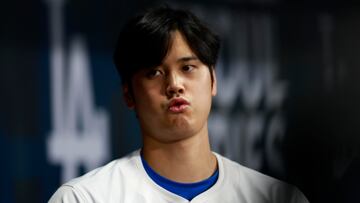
[166,72,184,97]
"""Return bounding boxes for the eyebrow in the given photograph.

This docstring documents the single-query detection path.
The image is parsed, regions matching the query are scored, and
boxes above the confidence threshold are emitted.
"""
[177,56,199,63]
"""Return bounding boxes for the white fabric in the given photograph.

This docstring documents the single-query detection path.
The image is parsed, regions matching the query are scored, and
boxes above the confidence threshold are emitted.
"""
[49,150,309,203]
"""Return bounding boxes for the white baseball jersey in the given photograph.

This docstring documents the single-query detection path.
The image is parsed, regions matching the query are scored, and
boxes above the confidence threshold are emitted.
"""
[49,150,309,203]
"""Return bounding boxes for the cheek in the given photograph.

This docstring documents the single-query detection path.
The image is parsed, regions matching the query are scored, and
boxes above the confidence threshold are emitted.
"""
[191,77,213,109]
[198,88,213,107]
[132,83,162,111]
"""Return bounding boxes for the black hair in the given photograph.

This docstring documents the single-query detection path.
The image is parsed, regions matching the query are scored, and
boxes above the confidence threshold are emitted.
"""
[113,6,220,85]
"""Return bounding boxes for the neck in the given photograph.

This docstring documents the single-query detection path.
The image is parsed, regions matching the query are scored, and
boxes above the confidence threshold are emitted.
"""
[141,125,217,183]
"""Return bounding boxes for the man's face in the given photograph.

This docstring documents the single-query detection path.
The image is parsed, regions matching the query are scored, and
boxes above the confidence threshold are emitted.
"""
[125,30,217,143]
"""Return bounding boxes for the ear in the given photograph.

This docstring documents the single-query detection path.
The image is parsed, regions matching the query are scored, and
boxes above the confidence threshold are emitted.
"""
[211,68,217,96]
[123,84,135,109]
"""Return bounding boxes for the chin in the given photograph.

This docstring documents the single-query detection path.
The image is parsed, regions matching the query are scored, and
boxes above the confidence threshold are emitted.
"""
[164,131,196,143]
[169,116,190,128]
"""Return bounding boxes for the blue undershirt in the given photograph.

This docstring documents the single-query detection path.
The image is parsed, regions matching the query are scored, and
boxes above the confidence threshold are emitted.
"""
[141,155,219,201]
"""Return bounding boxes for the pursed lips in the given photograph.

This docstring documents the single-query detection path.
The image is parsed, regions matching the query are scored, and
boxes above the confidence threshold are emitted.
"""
[167,98,190,113]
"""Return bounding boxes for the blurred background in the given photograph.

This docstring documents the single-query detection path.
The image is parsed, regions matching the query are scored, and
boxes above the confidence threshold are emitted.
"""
[1,0,360,202]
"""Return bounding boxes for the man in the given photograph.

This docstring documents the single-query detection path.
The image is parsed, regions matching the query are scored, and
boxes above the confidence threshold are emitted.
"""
[49,6,309,202]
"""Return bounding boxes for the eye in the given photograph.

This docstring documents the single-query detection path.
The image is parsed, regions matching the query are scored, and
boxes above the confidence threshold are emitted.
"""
[182,65,194,72]
[146,69,162,78]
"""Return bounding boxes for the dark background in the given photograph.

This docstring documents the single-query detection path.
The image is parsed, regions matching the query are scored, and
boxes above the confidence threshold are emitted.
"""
[1,0,360,202]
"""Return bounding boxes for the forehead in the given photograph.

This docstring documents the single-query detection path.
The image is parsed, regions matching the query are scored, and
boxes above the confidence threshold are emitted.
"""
[128,30,208,83]
[162,31,198,64]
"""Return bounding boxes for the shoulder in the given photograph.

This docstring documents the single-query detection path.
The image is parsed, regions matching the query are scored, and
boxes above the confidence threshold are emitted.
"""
[215,152,277,184]
[214,153,309,203]
[66,150,140,188]
[48,185,83,203]
[49,150,142,202]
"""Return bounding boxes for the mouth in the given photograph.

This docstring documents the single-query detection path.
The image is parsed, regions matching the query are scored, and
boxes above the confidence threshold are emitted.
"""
[168,98,190,113]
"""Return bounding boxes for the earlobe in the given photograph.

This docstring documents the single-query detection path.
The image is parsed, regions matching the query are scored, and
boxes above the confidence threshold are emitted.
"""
[211,68,217,96]
[123,85,135,109]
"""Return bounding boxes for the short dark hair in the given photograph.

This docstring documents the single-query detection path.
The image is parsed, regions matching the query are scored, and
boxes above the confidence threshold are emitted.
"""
[113,6,220,85]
